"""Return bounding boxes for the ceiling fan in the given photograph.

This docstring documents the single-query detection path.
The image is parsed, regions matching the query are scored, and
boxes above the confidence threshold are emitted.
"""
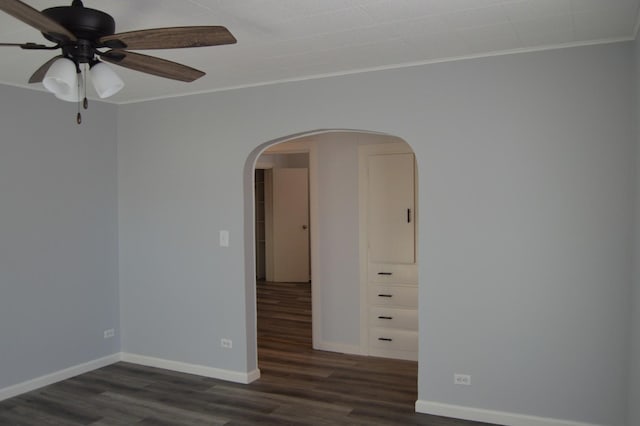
[0,0,236,122]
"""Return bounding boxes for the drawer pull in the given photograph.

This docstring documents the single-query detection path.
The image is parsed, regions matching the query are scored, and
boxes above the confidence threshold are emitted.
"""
[378,316,393,320]
[378,337,393,342]
[377,272,392,276]
[378,294,393,298]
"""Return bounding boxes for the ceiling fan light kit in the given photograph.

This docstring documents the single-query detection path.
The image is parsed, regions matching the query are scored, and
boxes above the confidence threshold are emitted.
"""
[42,56,77,98]
[0,0,237,123]
[90,61,123,99]
[54,77,79,102]
[42,57,124,102]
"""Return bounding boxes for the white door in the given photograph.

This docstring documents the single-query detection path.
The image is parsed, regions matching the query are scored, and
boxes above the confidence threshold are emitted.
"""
[368,153,415,264]
[272,168,310,282]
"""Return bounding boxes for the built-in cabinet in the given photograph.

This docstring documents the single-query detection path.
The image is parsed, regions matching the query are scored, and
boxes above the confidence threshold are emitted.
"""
[360,144,418,361]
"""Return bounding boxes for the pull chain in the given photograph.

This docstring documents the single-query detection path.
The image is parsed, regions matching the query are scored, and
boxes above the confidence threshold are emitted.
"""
[83,64,88,110]
[76,65,88,125]
[76,69,82,124]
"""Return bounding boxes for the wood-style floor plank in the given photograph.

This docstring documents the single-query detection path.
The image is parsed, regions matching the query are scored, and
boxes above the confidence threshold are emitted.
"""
[0,281,496,425]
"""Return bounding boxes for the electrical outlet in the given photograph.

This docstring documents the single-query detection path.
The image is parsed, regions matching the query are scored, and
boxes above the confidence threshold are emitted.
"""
[221,338,232,349]
[454,374,471,386]
[103,329,115,339]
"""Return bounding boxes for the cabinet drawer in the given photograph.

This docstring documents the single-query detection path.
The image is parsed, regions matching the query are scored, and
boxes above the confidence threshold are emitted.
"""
[369,307,418,331]
[369,328,418,352]
[369,285,418,308]
[368,263,417,284]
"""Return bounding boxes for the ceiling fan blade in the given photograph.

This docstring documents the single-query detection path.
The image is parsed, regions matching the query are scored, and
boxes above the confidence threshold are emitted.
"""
[99,26,236,50]
[0,42,57,49]
[0,0,76,42]
[28,55,63,83]
[99,50,205,82]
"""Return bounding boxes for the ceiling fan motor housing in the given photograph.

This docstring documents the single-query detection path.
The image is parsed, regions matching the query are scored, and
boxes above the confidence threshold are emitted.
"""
[41,4,115,42]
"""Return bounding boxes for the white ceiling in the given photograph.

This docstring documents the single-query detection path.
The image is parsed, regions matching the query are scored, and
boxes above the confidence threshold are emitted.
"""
[0,0,639,104]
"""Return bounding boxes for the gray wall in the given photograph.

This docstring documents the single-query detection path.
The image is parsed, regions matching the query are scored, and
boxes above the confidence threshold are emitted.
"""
[631,35,640,426]
[0,85,119,389]
[118,42,634,425]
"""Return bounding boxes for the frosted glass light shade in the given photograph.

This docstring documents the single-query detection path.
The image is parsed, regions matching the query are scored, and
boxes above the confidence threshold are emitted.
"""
[91,62,124,98]
[42,58,78,98]
[55,74,80,102]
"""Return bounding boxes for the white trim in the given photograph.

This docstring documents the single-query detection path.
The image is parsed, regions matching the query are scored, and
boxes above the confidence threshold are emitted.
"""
[245,368,261,383]
[121,353,260,384]
[313,341,364,356]
[415,400,602,426]
[0,352,261,403]
[2,36,632,106]
[0,353,121,402]
[105,36,631,105]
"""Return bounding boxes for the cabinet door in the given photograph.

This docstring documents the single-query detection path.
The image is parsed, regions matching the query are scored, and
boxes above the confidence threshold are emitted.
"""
[367,153,415,264]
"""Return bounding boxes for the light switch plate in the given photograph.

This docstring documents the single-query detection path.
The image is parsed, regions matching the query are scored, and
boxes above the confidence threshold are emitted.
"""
[219,230,229,247]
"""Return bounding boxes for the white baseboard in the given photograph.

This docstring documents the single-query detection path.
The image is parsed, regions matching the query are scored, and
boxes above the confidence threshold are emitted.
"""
[415,400,602,426]
[0,353,121,402]
[313,341,363,356]
[0,352,261,403]
[121,353,260,384]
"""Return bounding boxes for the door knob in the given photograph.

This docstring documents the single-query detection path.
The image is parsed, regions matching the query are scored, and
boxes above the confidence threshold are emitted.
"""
[302,225,308,230]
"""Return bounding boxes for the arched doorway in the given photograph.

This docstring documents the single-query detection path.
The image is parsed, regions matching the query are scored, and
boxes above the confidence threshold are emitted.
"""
[244,130,419,375]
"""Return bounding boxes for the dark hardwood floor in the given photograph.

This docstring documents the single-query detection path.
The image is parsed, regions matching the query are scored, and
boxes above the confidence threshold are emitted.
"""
[0,281,495,425]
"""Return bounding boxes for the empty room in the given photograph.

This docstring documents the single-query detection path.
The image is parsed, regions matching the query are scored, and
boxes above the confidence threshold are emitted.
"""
[1,1,639,425]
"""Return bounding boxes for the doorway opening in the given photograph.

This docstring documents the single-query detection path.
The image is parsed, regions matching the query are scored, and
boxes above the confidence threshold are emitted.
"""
[254,151,310,283]
[254,148,312,353]
[246,131,418,356]
[246,130,419,411]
